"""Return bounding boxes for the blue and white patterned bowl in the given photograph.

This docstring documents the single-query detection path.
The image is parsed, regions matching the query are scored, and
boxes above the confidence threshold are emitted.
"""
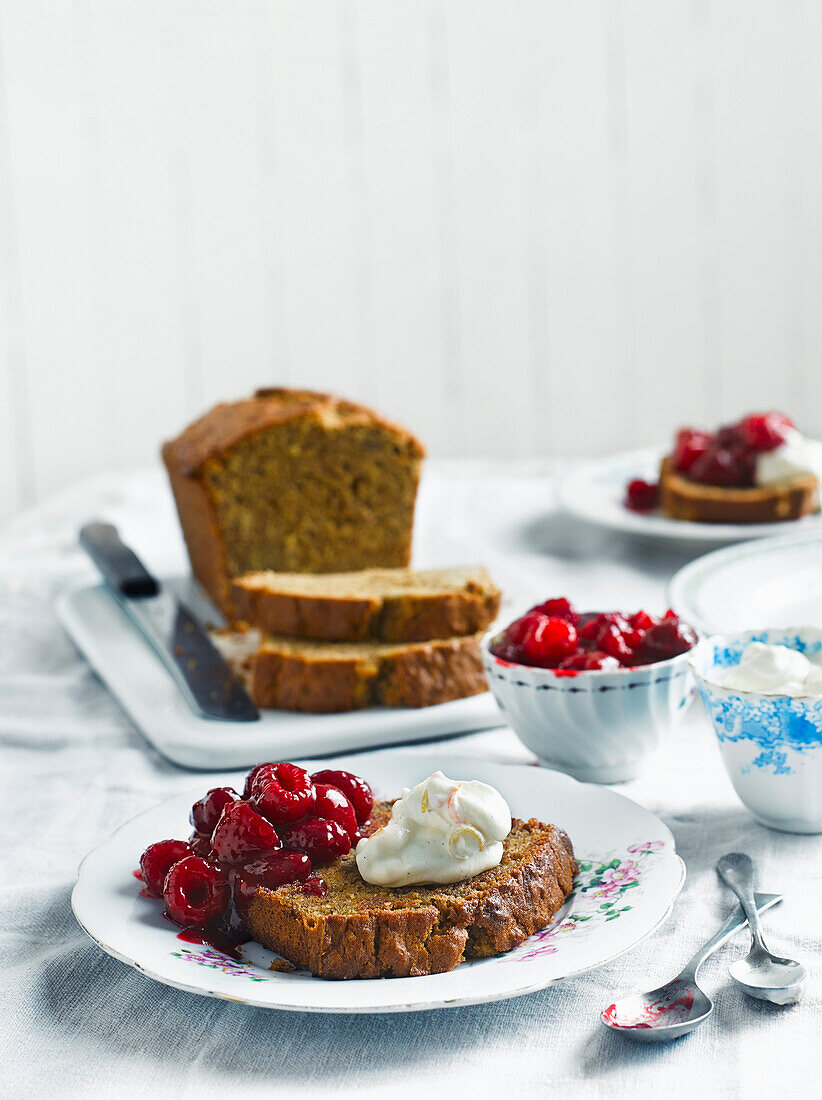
[481,632,695,784]
[690,627,822,834]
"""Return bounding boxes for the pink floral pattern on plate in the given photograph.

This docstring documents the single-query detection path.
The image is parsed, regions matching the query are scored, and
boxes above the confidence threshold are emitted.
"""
[170,946,270,981]
[514,840,666,961]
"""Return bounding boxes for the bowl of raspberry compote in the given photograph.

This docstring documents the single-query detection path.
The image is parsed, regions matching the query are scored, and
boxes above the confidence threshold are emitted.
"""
[481,598,697,783]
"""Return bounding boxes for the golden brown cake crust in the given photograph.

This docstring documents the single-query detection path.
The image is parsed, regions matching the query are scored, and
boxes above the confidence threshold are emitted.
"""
[230,566,502,642]
[246,632,488,712]
[163,388,425,478]
[245,805,578,980]
[658,456,818,524]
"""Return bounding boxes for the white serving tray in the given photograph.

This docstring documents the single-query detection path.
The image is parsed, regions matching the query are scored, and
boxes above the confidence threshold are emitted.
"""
[56,576,504,770]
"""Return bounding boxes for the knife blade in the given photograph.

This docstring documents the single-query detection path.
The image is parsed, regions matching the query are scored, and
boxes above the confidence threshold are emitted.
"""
[79,522,260,722]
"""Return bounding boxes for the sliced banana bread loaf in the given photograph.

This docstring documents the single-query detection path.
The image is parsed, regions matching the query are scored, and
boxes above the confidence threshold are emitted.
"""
[162,389,425,614]
[245,804,577,979]
[230,565,501,642]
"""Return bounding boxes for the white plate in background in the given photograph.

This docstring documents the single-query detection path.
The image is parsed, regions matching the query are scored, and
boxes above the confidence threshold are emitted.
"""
[667,530,822,637]
[56,580,504,770]
[72,751,685,1013]
[557,448,822,544]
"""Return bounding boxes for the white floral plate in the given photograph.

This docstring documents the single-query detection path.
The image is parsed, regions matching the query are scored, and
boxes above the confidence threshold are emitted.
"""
[72,751,685,1013]
[557,447,822,544]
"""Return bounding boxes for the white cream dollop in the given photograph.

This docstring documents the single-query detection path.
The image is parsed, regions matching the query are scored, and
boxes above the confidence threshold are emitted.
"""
[755,428,822,487]
[712,641,822,697]
[355,771,512,887]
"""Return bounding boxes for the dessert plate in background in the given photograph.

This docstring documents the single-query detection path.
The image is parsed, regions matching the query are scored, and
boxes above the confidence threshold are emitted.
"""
[667,530,822,637]
[56,580,503,770]
[72,751,685,1013]
[557,448,822,544]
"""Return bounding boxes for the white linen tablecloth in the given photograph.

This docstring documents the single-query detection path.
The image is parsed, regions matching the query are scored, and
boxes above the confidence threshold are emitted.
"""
[2,461,820,1100]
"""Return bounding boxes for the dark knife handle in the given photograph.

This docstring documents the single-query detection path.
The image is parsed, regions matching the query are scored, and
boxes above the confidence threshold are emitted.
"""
[79,522,159,598]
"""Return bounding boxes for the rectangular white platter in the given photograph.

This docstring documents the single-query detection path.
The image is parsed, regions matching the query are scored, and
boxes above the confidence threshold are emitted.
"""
[56,575,505,771]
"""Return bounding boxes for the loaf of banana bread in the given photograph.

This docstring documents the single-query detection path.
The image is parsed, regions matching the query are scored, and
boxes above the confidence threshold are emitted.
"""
[162,389,425,614]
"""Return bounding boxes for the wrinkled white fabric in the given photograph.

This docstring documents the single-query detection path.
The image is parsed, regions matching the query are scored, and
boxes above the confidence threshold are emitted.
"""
[2,462,820,1100]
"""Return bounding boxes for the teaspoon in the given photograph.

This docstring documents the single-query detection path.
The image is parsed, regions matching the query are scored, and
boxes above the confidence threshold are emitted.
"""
[716,852,807,1006]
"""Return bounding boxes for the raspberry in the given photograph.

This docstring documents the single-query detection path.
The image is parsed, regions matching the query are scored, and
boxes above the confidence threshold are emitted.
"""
[672,428,711,473]
[311,784,358,840]
[624,478,660,513]
[190,787,239,835]
[528,597,579,625]
[740,412,793,452]
[188,831,212,859]
[632,618,697,665]
[163,856,229,927]
[210,800,282,865]
[688,447,744,487]
[139,839,193,897]
[504,612,544,647]
[310,769,374,825]
[596,624,634,664]
[249,762,316,825]
[520,616,578,667]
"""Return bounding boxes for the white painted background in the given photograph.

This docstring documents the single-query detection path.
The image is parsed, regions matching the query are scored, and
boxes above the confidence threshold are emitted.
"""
[2,0,822,522]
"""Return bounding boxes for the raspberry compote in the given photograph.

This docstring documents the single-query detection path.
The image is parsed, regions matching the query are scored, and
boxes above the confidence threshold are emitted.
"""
[490,600,696,671]
[624,411,797,512]
[137,763,373,954]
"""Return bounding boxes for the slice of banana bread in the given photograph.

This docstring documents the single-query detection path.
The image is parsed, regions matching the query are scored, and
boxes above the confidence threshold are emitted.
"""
[214,628,488,712]
[245,804,577,980]
[230,565,501,642]
[659,456,818,523]
[162,389,425,615]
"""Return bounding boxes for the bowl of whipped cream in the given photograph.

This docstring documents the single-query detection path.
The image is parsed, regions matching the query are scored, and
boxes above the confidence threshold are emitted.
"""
[690,627,822,833]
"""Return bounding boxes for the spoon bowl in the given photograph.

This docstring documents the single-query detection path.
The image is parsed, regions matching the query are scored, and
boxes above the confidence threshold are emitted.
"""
[728,954,808,1006]
[600,891,782,1041]
[602,979,713,1042]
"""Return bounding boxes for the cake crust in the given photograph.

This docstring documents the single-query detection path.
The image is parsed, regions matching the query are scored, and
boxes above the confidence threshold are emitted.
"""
[242,631,488,712]
[230,565,501,642]
[658,456,818,524]
[245,805,578,980]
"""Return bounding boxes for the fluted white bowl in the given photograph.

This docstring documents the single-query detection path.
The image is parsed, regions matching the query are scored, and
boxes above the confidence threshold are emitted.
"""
[481,632,695,783]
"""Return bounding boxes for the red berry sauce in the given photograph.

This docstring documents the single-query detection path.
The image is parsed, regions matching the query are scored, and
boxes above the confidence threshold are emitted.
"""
[490,600,696,672]
[137,762,373,954]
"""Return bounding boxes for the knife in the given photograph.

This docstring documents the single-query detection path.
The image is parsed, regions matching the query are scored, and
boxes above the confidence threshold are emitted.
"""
[79,522,260,722]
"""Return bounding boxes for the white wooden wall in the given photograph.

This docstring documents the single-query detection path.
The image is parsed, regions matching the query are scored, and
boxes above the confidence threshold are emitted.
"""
[2,0,822,522]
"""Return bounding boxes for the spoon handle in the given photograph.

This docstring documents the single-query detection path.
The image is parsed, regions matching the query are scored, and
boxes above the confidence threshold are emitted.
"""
[678,892,782,981]
[716,853,771,955]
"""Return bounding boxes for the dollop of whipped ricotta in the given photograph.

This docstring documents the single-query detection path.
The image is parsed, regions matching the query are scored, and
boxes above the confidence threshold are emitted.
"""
[755,427,822,487]
[356,771,512,887]
[712,641,822,696]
